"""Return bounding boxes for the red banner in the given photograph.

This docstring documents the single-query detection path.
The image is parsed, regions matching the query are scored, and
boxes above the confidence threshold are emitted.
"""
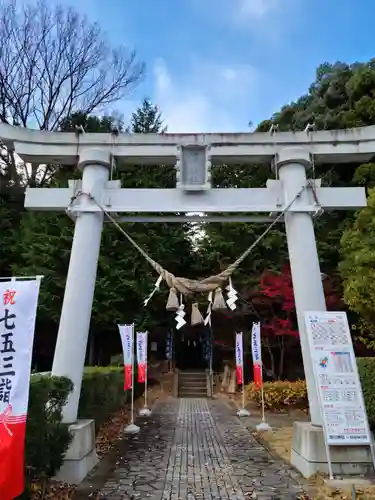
[138,364,146,384]
[124,365,132,390]
[253,364,262,388]
[236,365,243,385]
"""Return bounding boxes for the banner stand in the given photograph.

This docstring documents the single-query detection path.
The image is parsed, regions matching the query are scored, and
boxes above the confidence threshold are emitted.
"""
[139,332,152,417]
[236,332,250,417]
[256,384,271,431]
[124,324,140,435]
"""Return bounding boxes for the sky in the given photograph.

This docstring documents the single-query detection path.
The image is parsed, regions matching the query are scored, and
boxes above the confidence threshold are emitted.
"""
[30,0,375,132]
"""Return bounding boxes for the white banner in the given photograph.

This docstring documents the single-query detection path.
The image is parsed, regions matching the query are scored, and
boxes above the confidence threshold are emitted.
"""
[119,324,133,365]
[251,322,262,365]
[136,332,147,365]
[0,278,40,500]
[0,280,40,417]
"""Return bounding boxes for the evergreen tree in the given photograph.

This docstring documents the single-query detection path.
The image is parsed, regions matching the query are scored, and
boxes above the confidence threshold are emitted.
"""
[129,99,166,133]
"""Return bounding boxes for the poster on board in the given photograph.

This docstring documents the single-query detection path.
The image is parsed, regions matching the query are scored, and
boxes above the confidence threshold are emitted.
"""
[305,311,371,446]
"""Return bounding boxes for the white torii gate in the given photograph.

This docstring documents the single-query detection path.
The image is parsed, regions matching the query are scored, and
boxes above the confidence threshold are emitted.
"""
[2,123,372,481]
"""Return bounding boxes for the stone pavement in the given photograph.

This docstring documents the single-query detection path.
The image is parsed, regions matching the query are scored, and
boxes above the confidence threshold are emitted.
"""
[98,398,305,500]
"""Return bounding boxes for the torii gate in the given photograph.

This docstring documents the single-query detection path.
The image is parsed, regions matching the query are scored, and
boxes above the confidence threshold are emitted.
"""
[2,123,372,481]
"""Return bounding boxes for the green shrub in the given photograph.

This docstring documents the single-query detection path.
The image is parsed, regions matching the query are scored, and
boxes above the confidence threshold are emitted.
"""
[78,366,144,426]
[24,366,144,491]
[26,375,73,481]
[246,380,308,411]
[357,357,375,430]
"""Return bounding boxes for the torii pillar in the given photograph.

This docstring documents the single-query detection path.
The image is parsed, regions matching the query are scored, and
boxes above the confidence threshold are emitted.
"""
[53,149,111,484]
[276,147,372,478]
[51,149,111,424]
[276,147,325,426]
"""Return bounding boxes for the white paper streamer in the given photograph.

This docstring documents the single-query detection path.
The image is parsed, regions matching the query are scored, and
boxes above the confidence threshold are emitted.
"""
[175,303,187,330]
[144,275,163,306]
[226,277,238,311]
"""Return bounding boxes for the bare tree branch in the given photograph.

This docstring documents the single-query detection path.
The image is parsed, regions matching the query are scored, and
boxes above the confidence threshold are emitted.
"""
[0,0,144,186]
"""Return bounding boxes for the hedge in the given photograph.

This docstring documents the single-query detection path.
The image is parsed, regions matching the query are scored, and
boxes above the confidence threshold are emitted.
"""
[357,357,375,429]
[78,366,144,426]
[246,357,375,429]
[22,366,144,495]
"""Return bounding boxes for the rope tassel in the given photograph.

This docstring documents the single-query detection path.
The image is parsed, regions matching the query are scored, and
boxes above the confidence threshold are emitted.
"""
[191,303,204,326]
[212,287,227,311]
[166,287,179,311]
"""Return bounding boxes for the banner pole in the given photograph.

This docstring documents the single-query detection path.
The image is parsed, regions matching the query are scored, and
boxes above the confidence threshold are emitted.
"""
[261,385,266,422]
[144,360,148,408]
[237,331,250,417]
[124,323,140,434]
[131,323,135,424]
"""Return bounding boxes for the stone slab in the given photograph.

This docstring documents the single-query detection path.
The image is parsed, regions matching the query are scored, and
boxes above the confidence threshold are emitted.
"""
[54,419,98,485]
[291,421,373,478]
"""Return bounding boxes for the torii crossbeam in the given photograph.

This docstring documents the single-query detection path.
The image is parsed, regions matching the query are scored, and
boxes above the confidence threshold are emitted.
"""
[1,122,371,481]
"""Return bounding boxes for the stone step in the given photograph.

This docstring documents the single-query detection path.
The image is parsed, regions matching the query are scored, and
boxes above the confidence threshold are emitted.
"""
[178,391,207,398]
[179,375,206,382]
[179,381,206,386]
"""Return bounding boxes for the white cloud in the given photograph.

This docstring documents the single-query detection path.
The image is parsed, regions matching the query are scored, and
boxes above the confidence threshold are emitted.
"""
[190,0,301,44]
[237,0,280,19]
[153,58,260,133]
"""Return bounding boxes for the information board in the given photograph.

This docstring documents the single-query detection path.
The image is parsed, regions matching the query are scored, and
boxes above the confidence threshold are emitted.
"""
[305,311,371,446]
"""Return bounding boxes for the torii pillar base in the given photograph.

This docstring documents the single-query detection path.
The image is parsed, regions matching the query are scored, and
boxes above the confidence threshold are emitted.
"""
[291,422,373,478]
[54,419,98,485]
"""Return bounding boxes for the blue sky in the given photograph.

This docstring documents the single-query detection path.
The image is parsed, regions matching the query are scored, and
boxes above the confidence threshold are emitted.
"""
[33,0,375,132]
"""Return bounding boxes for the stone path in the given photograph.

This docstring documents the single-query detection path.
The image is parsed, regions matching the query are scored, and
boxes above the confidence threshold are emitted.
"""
[98,399,304,500]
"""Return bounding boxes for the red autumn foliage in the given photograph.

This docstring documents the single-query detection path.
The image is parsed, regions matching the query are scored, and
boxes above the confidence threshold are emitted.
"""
[256,264,343,339]
[257,264,298,337]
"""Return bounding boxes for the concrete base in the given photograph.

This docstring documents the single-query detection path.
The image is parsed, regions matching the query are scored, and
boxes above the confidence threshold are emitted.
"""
[291,421,373,478]
[256,421,272,432]
[54,419,98,485]
[139,407,152,417]
[326,478,375,488]
[237,408,251,417]
[124,423,140,434]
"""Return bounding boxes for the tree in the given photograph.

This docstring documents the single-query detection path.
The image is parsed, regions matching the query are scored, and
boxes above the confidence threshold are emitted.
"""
[0,0,144,188]
[252,265,343,379]
[128,99,166,133]
[340,188,375,349]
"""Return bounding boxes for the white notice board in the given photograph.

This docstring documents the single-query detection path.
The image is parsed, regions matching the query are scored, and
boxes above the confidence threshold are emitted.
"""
[305,311,371,446]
